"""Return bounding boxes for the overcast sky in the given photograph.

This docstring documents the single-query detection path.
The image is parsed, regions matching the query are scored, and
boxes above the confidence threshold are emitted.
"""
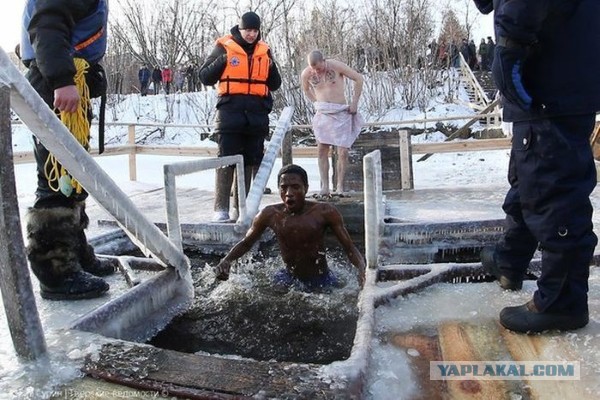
[0,0,24,52]
[1,1,493,55]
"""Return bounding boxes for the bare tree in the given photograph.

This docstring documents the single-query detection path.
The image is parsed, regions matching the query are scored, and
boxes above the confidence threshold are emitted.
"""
[104,0,470,123]
[454,0,480,40]
[438,9,467,47]
[110,0,219,67]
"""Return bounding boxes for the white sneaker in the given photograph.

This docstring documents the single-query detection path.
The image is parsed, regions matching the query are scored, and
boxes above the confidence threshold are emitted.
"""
[211,211,230,222]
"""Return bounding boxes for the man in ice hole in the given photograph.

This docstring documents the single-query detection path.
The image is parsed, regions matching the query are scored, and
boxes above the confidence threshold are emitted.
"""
[215,164,365,290]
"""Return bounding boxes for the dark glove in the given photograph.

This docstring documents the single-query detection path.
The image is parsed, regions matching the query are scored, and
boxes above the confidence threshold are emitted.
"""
[492,45,532,111]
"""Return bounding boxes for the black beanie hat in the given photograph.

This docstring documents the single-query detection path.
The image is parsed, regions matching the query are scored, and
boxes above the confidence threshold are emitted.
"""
[239,11,261,30]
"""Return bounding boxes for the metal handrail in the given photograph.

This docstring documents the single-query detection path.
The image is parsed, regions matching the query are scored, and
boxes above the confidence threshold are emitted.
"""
[363,150,383,269]
[163,155,246,249]
[242,106,294,228]
[0,47,193,343]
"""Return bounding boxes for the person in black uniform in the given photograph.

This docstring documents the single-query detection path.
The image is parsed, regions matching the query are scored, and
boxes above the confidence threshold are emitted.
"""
[199,11,281,222]
[475,0,600,333]
[20,0,114,300]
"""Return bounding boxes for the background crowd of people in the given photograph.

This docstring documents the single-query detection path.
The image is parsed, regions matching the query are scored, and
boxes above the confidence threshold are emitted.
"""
[428,36,495,70]
[138,63,202,96]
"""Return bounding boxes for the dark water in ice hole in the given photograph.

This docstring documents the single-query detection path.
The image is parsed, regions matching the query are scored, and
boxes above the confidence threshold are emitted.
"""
[149,245,361,364]
[147,241,520,362]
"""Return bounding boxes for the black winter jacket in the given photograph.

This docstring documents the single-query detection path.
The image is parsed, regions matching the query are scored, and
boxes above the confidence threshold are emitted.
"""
[27,0,100,91]
[474,0,600,121]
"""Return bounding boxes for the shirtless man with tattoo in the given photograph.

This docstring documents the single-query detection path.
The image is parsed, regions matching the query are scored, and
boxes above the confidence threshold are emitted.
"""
[300,50,364,196]
[215,164,365,290]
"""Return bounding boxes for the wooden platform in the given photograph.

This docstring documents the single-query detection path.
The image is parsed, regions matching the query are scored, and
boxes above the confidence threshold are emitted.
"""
[82,343,349,399]
[389,320,595,399]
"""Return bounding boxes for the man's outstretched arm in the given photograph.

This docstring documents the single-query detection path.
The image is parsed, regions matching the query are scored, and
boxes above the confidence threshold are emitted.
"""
[215,210,269,280]
[326,206,366,286]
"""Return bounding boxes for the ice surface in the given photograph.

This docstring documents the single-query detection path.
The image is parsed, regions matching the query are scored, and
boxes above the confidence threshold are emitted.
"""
[365,268,600,399]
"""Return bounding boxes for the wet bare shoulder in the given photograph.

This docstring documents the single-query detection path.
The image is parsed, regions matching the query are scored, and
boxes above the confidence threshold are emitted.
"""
[262,203,287,216]
[258,203,286,223]
[312,201,339,217]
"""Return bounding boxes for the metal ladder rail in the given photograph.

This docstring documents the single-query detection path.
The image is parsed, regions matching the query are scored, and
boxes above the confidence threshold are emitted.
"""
[0,48,192,342]
[164,155,246,250]
[0,83,46,360]
[241,106,294,228]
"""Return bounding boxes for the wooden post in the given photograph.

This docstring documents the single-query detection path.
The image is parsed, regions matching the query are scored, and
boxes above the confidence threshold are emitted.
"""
[281,128,293,166]
[398,130,414,189]
[128,124,137,181]
[0,84,47,360]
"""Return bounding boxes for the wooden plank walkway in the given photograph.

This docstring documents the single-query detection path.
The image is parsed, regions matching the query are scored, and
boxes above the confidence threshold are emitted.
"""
[82,343,345,399]
[389,320,598,399]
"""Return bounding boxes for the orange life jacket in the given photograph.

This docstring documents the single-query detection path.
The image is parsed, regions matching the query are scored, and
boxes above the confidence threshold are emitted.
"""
[216,35,270,97]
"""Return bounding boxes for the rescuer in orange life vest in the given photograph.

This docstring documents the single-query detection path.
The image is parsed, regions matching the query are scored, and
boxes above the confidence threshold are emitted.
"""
[199,11,282,222]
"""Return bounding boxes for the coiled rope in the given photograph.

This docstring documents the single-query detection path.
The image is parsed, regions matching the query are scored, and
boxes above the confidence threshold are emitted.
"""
[44,57,91,196]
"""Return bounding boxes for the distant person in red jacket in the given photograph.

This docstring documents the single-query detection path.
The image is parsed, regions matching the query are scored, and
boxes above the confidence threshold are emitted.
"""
[161,66,173,94]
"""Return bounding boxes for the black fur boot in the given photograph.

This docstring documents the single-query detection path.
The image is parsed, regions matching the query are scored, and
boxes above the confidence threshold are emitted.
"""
[26,207,109,300]
[75,202,116,277]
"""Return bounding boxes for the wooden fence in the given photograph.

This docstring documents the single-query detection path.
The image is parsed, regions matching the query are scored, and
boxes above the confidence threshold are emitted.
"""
[11,116,506,184]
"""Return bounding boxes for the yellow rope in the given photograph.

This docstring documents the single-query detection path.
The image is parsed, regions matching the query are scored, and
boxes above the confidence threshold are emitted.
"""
[44,58,91,196]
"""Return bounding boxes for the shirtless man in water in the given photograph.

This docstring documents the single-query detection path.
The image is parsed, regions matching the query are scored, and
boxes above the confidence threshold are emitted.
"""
[300,50,364,196]
[215,164,365,289]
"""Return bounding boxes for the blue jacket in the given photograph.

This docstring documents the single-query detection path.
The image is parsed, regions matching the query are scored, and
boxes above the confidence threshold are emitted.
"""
[138,67,150,83]
[474,0,600,121]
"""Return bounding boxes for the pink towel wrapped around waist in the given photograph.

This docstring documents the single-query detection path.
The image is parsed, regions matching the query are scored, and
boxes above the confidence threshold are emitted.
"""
[312,102,364,148]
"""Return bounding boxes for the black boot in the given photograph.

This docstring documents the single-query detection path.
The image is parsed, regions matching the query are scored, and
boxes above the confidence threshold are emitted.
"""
[76,202,116,276]
[500,300,589,333]
[480,246,523,290]
[78,239,117,276]
[213,166,234,222]
[500,247,593,333]
[26,207,109,300]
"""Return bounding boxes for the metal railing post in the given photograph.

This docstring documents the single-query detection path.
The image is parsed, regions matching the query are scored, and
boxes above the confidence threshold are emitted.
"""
[0,83,47,360]
[164,155,245,248]
[363,150,382,269]
[243,107,294,227]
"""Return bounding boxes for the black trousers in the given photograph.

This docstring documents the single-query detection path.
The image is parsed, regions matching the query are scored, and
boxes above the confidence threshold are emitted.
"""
[497,113,597,313]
